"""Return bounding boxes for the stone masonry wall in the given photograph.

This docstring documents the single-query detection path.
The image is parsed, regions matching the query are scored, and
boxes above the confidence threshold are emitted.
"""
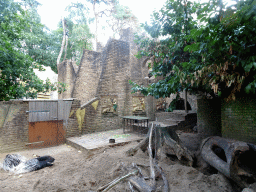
[0,100,29,153]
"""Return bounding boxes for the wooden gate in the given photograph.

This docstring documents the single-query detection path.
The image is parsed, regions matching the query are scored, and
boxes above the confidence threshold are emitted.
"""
[28,100,72,148]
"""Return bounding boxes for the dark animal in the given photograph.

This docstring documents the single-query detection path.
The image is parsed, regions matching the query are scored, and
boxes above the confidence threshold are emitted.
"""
[2,154,55,173]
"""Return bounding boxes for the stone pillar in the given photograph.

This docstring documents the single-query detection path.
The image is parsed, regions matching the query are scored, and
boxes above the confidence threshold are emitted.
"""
[146,95,155,120]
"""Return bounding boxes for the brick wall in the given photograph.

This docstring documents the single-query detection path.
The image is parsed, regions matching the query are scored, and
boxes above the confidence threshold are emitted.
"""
[58,60,77,99]
[221,97,256,144]
[58,28,158,134]
[0,99,84,152]
[72,50,101,104]
[65,99,82,138]
[0,100,29,153]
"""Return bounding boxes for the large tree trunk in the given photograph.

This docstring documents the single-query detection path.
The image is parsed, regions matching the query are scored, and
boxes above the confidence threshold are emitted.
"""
[126,123,194,166]
[57,18,66,65]
[63,34,68,61]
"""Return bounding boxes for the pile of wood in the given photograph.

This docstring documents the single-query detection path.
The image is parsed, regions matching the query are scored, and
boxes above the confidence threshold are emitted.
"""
[96,123,194,191]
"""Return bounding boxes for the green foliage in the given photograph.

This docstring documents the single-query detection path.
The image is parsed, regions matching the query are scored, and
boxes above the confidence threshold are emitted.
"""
[132,0,256,101]
[19,0,61,73]
[0,0,60,100]
[106,1,138,36]
[131,0,199,98]
[166,94,180,112]
[55,3,94,64]
[184,0,256,101]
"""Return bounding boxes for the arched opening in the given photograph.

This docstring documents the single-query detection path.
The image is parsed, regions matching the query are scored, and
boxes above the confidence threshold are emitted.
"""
[142,58,155,80]
[175,98,192,110]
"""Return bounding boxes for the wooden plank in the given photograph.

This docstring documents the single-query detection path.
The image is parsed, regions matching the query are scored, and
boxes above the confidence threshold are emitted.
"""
[29,101,35,122]
[45,101,51,121]
[49,101,58,120]
[29,101,53,122]
[63,101,72,120]
[122,116,150,120]
[37,101,42,122]
[58,100,64,120]
[28,100,73,122]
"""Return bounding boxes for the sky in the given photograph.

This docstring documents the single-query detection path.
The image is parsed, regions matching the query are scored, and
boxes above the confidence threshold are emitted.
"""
[37,0,166,30]
[34,0,166,77]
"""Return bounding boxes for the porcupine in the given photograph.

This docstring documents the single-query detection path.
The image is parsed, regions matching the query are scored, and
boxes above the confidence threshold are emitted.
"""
[2,154,55,173]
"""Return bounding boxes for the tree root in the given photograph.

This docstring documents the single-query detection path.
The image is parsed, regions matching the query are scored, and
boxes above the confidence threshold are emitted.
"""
[126,122,194,166]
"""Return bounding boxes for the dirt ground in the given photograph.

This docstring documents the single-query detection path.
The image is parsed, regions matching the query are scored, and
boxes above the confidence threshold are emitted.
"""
[0,132,238,192]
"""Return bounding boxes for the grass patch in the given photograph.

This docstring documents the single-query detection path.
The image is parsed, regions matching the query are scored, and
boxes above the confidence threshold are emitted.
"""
[112,134,131,138]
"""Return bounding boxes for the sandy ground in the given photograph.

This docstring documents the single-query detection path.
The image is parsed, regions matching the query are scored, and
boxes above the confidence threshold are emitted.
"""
[0,133,239,192]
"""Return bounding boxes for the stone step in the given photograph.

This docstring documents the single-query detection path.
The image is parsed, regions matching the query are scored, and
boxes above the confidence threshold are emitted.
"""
[155,112,186,122]
[164,119,183,124]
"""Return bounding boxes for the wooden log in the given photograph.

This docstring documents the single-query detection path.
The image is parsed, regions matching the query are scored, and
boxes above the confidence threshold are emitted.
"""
[200,136,256,188]
[100,170,138,192]
[154,164,169,192]
[162,127,193,166]
[148,123,156,188]
[129,176,154,192]
[126,137,149,156]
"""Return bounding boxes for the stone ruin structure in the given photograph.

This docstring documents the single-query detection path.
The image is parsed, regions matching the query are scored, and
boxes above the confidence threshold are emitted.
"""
[58,28,197,134]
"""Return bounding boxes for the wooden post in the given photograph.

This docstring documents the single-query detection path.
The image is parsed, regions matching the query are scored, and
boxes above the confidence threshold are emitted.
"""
[185,90,188,113]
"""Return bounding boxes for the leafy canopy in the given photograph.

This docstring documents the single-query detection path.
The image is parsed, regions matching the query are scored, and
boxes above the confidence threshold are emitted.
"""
[0,0,63,100]
[131,0,256,101]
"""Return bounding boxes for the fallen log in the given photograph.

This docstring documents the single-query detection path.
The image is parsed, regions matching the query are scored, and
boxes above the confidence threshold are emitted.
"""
[200,136,256,188]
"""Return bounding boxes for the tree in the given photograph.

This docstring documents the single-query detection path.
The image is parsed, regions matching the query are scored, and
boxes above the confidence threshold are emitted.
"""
[86,0,112,44]
[131,0,256,102]
[20,0,61,73]
[130,0,199,99]
[184,0,256,101]
[86,0,138,44]
[55,3,94,65]
[0,0,60,100]
[105,2,139,37]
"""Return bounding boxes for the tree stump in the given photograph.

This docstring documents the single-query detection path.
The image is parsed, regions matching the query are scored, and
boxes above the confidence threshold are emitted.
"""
[126,123,194,166]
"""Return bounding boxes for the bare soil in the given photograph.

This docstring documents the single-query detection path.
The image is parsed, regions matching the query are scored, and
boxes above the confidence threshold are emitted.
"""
[0,133,235,192]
